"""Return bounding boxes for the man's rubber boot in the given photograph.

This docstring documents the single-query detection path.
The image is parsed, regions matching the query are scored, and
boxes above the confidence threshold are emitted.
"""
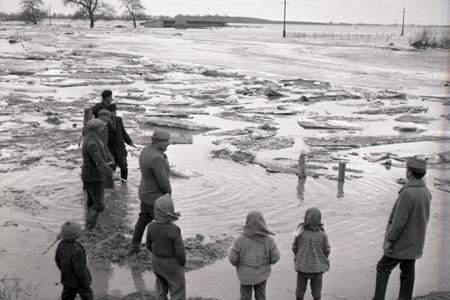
[127,243,140,256]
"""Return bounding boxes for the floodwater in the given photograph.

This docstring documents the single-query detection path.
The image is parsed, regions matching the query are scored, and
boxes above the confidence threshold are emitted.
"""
[0,20,449,299]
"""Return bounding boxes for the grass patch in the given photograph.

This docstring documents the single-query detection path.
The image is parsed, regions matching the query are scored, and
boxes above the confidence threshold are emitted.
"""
[0,276,43,300]
[409,29,450,49]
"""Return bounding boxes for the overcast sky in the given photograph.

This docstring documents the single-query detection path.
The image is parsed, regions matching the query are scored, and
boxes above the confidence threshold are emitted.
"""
[1,0,449,25]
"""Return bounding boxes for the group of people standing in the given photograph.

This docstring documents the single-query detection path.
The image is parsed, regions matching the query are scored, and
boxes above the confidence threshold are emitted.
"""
[54,89,432,300]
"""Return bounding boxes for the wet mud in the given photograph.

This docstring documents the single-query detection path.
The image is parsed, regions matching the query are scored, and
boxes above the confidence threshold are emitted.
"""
[1,22,449,299]
[77,188,233,274]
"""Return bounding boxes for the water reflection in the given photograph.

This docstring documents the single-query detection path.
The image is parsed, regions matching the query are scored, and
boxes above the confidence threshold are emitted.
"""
[337,181,345,198]
[297,177,306,202]
[90,259,113,296]
[128,262,147,292]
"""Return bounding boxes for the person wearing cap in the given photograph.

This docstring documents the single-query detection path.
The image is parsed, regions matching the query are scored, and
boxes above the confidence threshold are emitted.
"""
[92,89,113,119]
[82,119,117,230]
[146,194,186,300]
[105,103,134,181]
[228,211,280,300]
[372,156,432,300]
[55,221,93,300]
[128,129,172,256]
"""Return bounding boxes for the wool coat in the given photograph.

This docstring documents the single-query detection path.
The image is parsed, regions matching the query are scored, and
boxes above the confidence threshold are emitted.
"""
[91,101,107,118]
[229,233,280,285]
[229,212,280,285]
[107,116,133,160]
[55,241,92,288]
[146,194,186,300]
[383,178,431,259]
[138,145,172,206]
[81,132,113,183]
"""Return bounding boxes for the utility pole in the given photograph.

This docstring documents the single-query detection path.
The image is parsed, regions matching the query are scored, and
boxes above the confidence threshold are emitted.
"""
[400,8,405,36]
[282,0,287,38]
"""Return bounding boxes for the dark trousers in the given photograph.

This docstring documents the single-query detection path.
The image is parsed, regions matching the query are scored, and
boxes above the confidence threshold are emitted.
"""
[112,153,128,180]
[240,280,266,300]
[296,272,322,300]
[61,285,94,300]
[83,182,105,229]
[373,255,416,300]
[84,182,105,212]
[153,256,186,300]
[131,202,154,245]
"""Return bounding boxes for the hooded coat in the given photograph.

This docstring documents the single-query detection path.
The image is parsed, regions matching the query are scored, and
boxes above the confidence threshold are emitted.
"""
[383,178,431,259]
[292,207,330,273]
[146,194,186,300]
[228,211,280,285]
[146,194,185,265]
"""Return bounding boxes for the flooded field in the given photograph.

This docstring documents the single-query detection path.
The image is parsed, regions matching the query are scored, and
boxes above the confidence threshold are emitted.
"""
[0,21,449,299]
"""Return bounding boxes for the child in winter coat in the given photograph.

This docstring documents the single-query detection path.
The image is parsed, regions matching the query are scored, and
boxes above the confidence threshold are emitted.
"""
[146,194,186,300]
[292,207,330,300]
[228,211,281,300]
[55,221,93,300]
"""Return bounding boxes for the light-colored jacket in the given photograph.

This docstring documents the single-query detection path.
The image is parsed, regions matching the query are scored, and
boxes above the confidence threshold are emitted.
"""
[228,233,280,285]
[383,178,431,259]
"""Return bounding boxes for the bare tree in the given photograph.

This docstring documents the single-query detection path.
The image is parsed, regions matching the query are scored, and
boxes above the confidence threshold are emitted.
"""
[63,0,114,28]
[120,0,145,28]
[20,0,44,24]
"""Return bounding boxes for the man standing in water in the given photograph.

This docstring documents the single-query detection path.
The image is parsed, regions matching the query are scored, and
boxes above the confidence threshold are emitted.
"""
[128,130,171,256]
[372,157,431,300]
[105,103,134,181]
[92,90,113,118]
[82,119,117,230]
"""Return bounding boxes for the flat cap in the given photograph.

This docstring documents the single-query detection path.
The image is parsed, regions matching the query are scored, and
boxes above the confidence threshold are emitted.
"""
[152,129,170,141]
[406,156,427,170]
[98,109,112,117]
[86,119,105,131]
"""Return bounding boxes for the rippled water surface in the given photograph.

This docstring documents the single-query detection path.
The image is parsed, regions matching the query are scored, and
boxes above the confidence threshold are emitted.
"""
[0,21,449,299]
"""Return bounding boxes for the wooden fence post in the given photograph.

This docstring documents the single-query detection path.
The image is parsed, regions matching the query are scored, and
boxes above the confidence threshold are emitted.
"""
[298,151,307,179]
[338,161,346,182]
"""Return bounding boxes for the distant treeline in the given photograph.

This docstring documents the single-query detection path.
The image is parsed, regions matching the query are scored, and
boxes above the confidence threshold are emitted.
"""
[0,12,448,27]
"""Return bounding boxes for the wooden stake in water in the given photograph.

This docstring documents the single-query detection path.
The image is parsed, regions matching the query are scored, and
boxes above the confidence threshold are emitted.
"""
[338,161,346,182]
[298,151,307,179]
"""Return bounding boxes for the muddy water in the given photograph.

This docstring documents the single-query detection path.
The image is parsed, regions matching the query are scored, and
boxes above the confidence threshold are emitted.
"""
[1,145,449,299]
[0,21,449,299]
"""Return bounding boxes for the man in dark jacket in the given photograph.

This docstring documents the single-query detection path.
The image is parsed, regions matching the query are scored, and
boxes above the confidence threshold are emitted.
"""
[92,90,113,118]
[55,221,93,300]
[372,157,432,300]
[82,119,116,230]
[106,103,134,180]
[128,130,171,256]
[98,109,116,189]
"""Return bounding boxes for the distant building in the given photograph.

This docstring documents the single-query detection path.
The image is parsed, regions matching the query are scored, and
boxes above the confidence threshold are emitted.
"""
[185,20,226,28]
[141,19,226,29]
[141,20,176,27]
